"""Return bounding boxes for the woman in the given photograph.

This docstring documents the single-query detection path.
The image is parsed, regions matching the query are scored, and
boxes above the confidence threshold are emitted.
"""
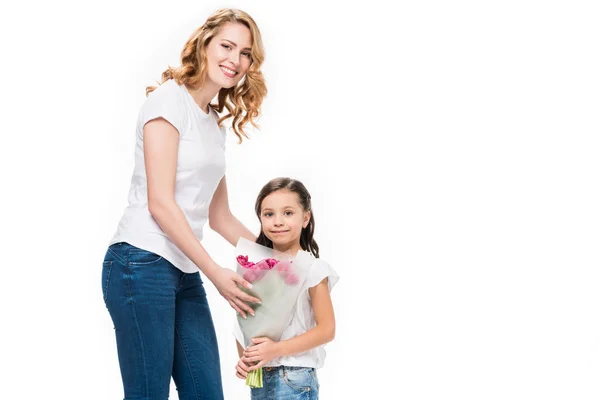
[101,8,267,400]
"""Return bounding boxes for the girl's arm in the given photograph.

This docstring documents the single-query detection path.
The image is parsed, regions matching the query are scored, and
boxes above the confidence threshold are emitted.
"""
[245,278,335,370]
[144,118,259,317]
[209,176,257,245]
[235,340,251,379]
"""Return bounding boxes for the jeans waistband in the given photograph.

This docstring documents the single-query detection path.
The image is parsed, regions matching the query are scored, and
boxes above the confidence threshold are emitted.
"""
[263,365,314,372]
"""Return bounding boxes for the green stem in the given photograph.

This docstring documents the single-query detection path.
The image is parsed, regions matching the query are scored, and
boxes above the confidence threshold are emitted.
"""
[245,368,263,388]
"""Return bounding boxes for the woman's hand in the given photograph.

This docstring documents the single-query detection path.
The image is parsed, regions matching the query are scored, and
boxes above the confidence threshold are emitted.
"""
[207,266,261,318]
[235,356,252,379]
[244,337,282,371]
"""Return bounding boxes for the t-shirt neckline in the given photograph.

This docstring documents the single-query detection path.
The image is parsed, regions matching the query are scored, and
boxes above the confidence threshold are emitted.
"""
[179,81,213,117]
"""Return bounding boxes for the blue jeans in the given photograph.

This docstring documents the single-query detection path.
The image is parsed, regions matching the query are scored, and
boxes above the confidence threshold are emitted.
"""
[250,366,319,400]
[102,242,224,400]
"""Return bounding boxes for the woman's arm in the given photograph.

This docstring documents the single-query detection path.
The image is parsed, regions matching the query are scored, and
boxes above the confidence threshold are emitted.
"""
[144,118,259,317]
[209,176,257,245]
[244,278,336,370]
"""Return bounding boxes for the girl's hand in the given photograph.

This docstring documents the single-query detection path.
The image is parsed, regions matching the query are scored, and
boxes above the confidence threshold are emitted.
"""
[235,356,252,379]
[207,266,261,318]
[244,337,281,371]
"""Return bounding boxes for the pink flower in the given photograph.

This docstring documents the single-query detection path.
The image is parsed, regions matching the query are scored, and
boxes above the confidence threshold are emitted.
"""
[243,270,259,282]
[275,262,291,272]
[237,254,298,285]
[237,255,255,268]
[284,273,299,285]
[254,260,272,270]
[265,258,279,268]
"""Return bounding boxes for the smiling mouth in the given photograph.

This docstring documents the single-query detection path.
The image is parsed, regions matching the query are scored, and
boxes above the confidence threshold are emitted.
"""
[270,230,289,234]
[220,66,238,77]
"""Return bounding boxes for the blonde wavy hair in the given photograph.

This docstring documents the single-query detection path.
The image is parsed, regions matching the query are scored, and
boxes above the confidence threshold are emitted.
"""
[146,9,267,142]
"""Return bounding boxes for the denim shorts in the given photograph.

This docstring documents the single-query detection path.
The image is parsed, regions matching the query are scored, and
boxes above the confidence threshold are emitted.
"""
[250,366,319,400]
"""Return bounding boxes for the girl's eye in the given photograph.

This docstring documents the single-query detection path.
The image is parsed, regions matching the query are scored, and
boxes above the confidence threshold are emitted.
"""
[263,212,273,217]
[284,211,293,216]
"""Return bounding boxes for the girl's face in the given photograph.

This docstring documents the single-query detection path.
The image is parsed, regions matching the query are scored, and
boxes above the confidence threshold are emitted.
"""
[205,21,253,90]
[260,189,310,253]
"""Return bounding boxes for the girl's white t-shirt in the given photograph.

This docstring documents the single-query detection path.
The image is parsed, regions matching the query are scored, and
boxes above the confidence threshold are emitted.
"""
[109,79,226,273]
[235,252,340,369]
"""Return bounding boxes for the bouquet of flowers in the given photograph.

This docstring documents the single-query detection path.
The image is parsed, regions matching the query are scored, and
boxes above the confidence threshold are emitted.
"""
[233,238,312,388]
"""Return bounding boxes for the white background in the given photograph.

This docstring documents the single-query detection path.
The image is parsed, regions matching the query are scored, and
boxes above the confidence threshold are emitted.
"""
[1,0,599,399]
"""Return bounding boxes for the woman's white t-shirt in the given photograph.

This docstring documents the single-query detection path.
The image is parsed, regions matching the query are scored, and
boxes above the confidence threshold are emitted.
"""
[110,79,226,273]
[235,252,340,369]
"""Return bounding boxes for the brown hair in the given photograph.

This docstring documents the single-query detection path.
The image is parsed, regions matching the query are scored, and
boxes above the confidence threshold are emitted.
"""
[146,8,267,143]
[254,178,319,258]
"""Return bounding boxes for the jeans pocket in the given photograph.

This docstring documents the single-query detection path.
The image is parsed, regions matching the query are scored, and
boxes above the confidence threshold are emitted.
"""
[101,261,113,302]
[282,368,312,392]
[128,248,163,265]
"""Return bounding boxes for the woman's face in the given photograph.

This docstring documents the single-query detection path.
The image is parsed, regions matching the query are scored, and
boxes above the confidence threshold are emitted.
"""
[205,21,253,89]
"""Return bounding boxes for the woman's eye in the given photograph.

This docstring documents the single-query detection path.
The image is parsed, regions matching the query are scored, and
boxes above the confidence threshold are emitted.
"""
[221,44,231,50]
[242,52,251,58]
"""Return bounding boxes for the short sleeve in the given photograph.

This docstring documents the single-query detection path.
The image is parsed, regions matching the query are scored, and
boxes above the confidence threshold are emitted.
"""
[140,80,186,136]
[305,259,339,294]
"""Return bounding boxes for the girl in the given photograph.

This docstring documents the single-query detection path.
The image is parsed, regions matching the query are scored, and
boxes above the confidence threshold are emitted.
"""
[234,177,339,399]
[102,9,266,400]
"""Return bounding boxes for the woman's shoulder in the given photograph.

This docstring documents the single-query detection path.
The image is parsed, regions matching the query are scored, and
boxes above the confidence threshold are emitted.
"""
[146,79,185,102]
[138,79,188,133]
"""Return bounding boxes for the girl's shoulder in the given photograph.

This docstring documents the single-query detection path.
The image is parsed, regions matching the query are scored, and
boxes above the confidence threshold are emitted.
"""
[301,253,339,290]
